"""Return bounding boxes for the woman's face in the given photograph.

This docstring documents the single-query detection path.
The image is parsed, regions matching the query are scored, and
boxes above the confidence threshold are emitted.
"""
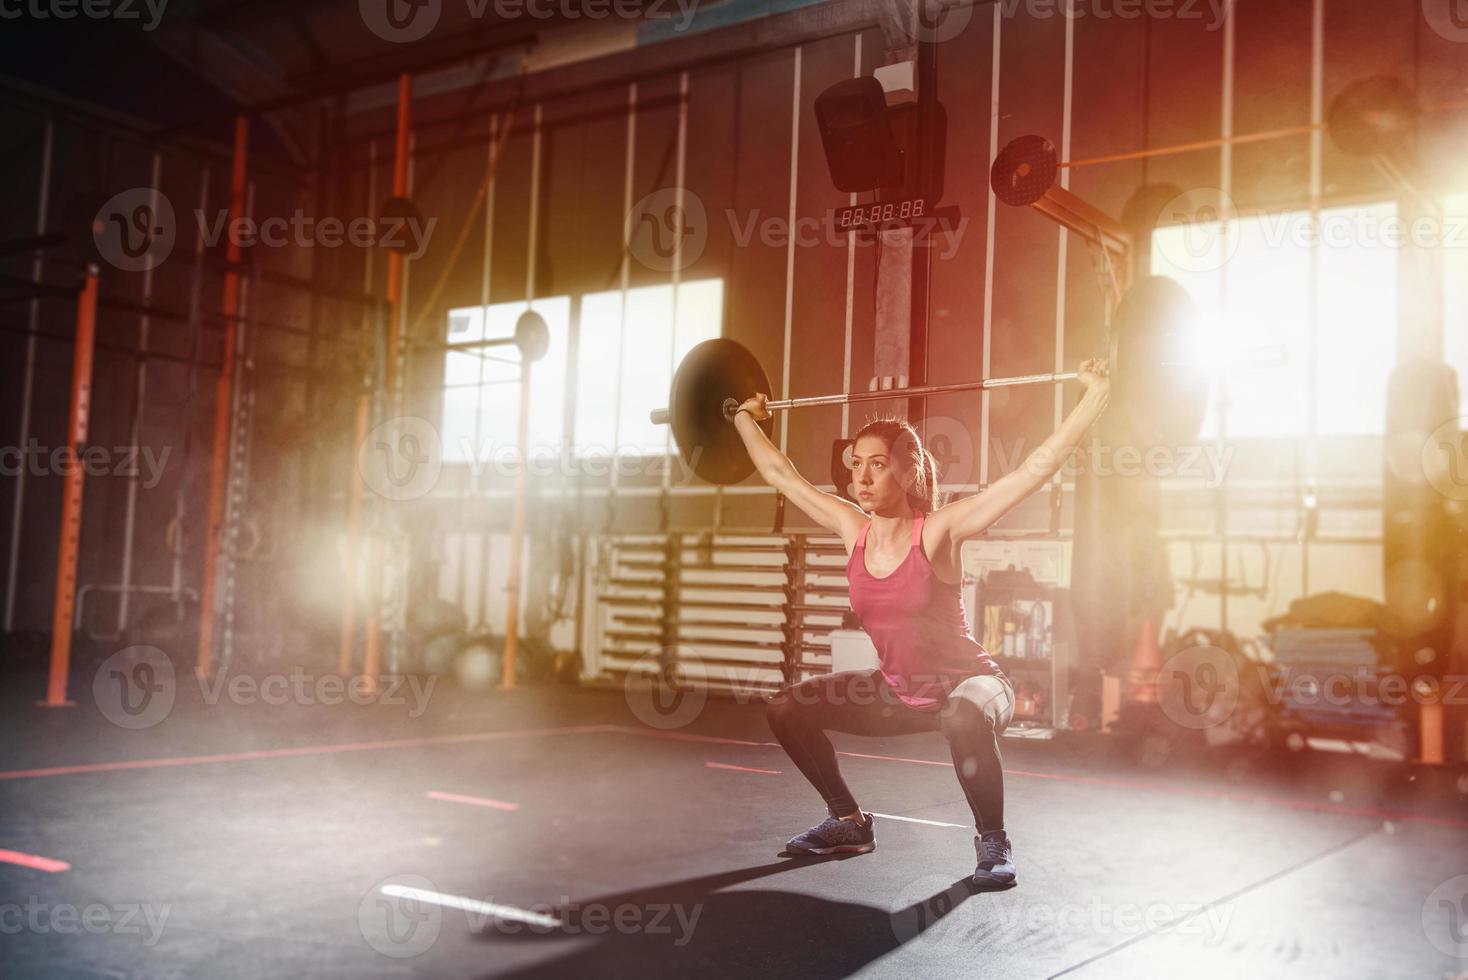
[851,434,914,513]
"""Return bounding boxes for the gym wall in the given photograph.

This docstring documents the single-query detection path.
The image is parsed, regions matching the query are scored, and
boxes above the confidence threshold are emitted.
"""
[323,0,1467,642]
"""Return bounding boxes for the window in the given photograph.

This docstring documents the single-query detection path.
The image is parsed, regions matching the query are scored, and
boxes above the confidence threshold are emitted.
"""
[1152,202,1398,438]
[441,297,571,464]
[441,279,723,466]
[577,279,724,457]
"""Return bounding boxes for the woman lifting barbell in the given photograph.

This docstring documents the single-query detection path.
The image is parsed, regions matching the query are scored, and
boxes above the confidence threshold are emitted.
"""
[734,357,1110,890]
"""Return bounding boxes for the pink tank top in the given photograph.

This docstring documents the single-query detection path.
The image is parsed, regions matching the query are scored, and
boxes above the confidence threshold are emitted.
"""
[846,514,1001,709]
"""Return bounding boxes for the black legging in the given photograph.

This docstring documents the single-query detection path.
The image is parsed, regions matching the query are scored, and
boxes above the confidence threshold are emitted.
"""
[765,668,1014,833]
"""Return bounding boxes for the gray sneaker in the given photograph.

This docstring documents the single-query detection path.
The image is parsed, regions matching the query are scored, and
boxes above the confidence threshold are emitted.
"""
[785,812,876,855]
[971,830,1017,889]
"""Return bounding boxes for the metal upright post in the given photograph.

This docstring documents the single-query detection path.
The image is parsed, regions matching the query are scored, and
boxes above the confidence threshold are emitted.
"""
[500,360,533,689]
[197,115,250,680]
[4,117,54,633]
[363,74,414,695]
[42,265,100,707]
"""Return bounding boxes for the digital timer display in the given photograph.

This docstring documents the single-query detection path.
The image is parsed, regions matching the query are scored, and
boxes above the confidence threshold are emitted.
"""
[836,199,929,228]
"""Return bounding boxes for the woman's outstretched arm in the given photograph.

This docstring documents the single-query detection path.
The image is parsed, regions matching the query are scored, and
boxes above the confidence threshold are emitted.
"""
[733,393,867,544]
[928,358,1111,545]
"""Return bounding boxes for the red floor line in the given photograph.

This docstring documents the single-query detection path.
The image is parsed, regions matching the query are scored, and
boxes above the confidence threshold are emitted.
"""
[0,724,619,782]
[606,726,773,747]
[0,849,70,873]
[616,733,1467,829]
[426,791,520,811]
[706,761,782,774]
[834,749,1468,830]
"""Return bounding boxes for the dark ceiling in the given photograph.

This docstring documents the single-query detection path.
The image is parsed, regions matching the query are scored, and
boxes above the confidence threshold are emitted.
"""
[0,0,588,161]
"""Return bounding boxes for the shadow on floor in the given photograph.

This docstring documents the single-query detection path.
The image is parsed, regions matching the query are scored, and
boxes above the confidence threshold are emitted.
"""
[472,856,1001,978]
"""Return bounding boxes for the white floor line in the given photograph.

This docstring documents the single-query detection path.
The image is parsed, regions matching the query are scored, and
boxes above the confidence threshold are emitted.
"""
[380,885,561,929]
[870,812,970,829]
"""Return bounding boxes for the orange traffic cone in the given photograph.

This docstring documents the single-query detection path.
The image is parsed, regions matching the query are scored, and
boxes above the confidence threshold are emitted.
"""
[1125,617,1163,704]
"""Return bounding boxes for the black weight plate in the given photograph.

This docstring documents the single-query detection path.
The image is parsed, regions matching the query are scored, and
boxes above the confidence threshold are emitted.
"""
[1112,275,1208,446]
[669,338,773,485]
[990,135,1059,207]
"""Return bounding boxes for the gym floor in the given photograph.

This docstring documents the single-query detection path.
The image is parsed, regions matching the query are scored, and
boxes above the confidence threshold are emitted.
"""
[3,669,1465,979]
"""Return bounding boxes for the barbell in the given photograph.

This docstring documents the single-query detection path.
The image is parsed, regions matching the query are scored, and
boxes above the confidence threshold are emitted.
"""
[442,309,550,363]
[650,275,1208,485]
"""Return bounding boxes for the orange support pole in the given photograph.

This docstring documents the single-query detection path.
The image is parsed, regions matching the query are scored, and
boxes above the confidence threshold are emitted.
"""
[196,115,249,681]
[500,361,533,690]
[1420,697,1445,766]
[363,74,413,695]
[42,264,99,707]
[337,391,371,675]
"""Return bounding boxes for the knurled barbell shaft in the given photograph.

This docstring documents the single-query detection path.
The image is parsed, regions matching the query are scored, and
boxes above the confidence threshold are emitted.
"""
[650,370,1080,425]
